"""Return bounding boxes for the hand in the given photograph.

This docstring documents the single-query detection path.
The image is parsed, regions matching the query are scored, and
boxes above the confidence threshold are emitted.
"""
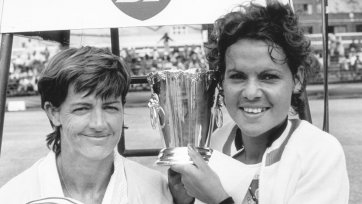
[170,145,229,204]
[168,168,195,204]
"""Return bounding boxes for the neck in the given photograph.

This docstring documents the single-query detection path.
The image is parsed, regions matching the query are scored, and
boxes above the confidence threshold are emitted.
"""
[237,118,288,164]
[241,135,268,164]
[57,152,114,203]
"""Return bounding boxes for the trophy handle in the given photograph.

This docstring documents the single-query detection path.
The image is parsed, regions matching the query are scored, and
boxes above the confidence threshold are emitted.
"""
[148,93,165,129]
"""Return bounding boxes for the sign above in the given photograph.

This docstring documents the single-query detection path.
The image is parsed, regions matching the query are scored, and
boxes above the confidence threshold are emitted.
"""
[112,0,171,21]
[0,0,292,33]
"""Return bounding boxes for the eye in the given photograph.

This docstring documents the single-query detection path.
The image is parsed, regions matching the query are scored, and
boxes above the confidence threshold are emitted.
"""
[72,107,89,114]
[104,105,120,113]
[260,73,279,81]
[228,72,247,80]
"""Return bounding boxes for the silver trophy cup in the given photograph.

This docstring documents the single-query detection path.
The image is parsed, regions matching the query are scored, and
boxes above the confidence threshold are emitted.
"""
[147,69,222,165]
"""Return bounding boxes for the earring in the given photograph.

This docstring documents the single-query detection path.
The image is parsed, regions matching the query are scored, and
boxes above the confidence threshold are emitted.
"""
[215,86,224,128]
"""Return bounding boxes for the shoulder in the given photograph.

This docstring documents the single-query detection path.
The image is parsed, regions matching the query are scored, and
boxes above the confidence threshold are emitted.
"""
[123,158,172,200]
[292,120,344,151]
[123,158,169,191]
[0,156,47,202]
[279,120,349,203]
[115,152,168,184]
[287,120,346,165]
[124,158,165,180]
[124,158,167,190]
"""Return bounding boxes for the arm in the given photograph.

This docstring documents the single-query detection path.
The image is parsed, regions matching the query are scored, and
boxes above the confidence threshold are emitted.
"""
[170,145,231,204]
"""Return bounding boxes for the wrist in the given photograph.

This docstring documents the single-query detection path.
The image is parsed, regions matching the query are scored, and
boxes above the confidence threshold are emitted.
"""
[174,197,195,204]
[213,191,230,204]
[219,197,234,204]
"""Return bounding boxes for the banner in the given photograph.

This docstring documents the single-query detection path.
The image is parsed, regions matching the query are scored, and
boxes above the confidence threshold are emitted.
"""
[0,0,291,33]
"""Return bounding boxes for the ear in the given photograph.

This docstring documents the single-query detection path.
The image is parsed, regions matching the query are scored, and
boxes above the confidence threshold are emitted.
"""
[44,101,61,127]
[293,66,305,94]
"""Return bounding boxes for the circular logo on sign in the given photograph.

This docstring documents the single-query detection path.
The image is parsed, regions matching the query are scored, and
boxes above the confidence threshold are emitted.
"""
[111,0,171,21]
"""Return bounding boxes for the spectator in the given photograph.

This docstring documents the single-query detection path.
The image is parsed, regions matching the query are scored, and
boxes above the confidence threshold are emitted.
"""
[352,55,362,79]
[175,55,186,70]
[185,51,203,69]
[159,33,173,55]
[349,38,359,52]
[339,54,351,80]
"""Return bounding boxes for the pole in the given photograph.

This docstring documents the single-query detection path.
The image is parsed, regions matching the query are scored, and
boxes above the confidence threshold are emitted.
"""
[0,34,14,155]
[110,28,120,57]
[109,28,127,155]
[321,0,329,132]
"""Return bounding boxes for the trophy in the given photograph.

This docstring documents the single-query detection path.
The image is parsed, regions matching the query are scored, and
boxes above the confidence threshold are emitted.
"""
[147,69,223,165]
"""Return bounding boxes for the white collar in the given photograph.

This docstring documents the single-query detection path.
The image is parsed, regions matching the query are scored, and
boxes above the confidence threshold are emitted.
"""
[38,151,128,204]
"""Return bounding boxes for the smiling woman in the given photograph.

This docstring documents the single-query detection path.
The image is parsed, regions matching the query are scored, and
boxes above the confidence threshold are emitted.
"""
[223,39,294,139]
[0,46,173,204]
[46,85,124,161]
[168,2,349,204]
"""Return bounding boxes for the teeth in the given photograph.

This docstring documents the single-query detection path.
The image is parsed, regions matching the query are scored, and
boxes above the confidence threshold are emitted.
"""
[243,107,266,113]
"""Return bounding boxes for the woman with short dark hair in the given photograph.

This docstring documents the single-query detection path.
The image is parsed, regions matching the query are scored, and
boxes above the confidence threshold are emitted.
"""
[0,46,173,204]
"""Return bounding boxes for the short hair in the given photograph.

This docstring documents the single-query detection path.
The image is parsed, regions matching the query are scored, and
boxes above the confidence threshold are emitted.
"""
[207,2,312,114]
[37,46,131,155]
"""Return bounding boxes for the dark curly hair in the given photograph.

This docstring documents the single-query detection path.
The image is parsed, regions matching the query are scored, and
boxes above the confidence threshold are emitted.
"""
[37,46,131,156]
[207,2,312,115]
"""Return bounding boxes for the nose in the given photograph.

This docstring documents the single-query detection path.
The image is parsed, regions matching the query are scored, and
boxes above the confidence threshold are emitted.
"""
[241,79,262,100]
[89,108,107,131]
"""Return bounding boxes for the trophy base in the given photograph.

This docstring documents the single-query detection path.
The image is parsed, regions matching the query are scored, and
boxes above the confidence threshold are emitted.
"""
[155,147,213,166]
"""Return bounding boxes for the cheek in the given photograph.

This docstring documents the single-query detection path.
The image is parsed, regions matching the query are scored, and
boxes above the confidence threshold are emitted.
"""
[108,114,124,132]
[223,84,240,102]
[222,88,240,116]
[270,86,294,110]
[63,123,81,136]
[62,116,84,135]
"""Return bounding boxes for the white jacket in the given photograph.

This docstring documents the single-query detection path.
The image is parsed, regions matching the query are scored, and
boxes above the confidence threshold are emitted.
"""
[0,151,173,204]
[209,119,349,204]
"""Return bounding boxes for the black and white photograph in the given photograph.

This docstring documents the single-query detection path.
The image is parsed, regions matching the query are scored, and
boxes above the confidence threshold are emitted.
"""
[0,0,360,203]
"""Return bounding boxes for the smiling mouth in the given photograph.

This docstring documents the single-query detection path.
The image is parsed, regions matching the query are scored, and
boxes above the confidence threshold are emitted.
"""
[81,134,110,138]
[240,107,269,114]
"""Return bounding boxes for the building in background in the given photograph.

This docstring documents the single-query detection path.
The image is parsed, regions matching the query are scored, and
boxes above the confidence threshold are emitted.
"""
[295,0,362,33]
[295,0,362,49]
[70,25,207,53]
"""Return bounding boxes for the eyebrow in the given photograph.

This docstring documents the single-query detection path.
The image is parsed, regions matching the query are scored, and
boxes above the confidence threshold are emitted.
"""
[103,100,122,105]
[70,100,122,107]
[225,67,239,72]
[232,65,282,71]
[70,102,91,107]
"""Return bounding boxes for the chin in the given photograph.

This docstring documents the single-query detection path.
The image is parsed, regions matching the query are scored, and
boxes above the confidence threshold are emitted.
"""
[83,148,114,160]
[240,124,270,137]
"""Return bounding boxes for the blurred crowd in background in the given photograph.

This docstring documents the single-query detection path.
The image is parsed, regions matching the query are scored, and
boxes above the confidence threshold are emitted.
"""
[6,38,208,96]
[6,33,362,96]
[310,34,362,83]
[121,45,207,75]
[7,43,51,96]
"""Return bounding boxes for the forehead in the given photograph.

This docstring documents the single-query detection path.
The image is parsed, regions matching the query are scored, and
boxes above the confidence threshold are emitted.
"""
[225,39,288,70]
[65,84,121,102]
